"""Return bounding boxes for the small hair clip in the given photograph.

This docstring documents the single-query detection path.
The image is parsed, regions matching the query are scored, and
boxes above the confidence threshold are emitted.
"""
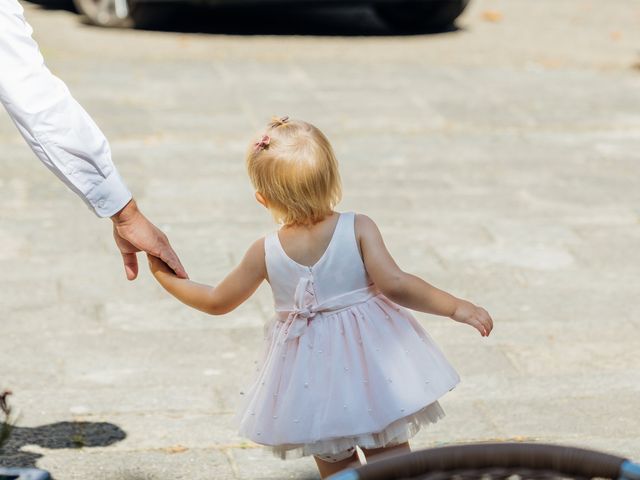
[269,115,289,128]
[254,134,271,152]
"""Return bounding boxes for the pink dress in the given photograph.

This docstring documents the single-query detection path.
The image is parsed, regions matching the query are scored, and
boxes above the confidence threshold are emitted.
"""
[235,212,460,460]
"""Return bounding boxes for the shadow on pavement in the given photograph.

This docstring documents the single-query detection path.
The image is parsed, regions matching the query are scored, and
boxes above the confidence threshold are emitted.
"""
[25,0,461,37]
[0,420,126,474]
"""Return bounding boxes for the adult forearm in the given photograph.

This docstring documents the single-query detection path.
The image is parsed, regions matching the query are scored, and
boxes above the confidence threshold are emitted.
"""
[385,273,459,318]
[0,0,131,217]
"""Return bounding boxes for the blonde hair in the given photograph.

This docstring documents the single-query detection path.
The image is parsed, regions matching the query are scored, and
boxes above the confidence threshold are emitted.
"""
[246,117,342,226]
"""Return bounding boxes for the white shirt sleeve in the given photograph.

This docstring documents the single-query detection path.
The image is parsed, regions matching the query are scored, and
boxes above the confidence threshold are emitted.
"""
[0,0,132,217]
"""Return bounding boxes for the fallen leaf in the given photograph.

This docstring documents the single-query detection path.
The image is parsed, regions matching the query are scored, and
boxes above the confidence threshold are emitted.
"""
[482,10,503,22]
[163,445,188,454]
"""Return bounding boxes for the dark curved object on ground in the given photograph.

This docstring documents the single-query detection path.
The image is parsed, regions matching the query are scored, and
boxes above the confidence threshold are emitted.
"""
[329,442,640,480]
[0,467,50,480]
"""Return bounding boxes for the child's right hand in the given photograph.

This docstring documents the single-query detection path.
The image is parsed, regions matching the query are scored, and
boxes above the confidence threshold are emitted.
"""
[147,253,175,279]
[450,300,493,337]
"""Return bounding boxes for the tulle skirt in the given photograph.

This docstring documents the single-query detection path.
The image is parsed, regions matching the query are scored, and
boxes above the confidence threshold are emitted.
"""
[234,294,460,459]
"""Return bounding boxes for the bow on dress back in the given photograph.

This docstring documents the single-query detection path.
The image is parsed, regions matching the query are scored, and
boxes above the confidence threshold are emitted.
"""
[277,275,380,341]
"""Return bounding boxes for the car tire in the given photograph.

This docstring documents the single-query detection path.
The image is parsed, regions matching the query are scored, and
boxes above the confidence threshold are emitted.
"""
[73,0,174,28]
[375,0,470,32]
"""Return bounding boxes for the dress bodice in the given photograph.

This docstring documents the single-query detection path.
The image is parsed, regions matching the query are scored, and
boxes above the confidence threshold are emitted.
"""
[264,212,373,311]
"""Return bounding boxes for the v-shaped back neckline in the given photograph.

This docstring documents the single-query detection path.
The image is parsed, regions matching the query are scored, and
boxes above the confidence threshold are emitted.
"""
[274,213,343,270]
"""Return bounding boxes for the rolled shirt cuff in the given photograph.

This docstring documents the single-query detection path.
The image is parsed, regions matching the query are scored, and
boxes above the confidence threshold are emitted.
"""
[85,169,133,218]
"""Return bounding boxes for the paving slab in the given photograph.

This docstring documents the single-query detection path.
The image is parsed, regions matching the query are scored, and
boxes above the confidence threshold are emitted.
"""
[1,0,639,478]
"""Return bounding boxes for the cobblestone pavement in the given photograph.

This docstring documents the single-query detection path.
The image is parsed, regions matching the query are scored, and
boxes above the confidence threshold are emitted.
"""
[1,1,640,478]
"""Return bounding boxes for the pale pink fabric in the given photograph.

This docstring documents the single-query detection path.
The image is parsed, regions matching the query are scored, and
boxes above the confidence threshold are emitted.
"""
[234,212,460,459]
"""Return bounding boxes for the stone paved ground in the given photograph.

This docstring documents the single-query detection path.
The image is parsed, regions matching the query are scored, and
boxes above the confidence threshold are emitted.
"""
[1,1,640,478]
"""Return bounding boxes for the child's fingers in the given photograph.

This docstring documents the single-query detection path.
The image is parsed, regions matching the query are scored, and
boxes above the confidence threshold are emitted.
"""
[476,314,494,337]
[471,307,493,337]
[147,254,178,277]
[480,308,494,332]
[469,317,487,336]
[146,254,167,273]
[477,315,491,337]
[481,310,494,335]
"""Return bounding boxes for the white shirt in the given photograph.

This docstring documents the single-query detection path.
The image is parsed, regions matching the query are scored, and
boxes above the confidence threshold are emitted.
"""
[0,0,131,217]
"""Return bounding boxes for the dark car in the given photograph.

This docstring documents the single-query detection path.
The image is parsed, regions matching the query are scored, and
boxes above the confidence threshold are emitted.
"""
[73,0,469,31]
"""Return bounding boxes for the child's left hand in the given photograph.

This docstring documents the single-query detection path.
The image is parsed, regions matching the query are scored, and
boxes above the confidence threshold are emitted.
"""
[147,253,175,278]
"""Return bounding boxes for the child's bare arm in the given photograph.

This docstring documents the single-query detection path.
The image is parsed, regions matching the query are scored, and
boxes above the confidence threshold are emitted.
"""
[147,238,266,315]
[356,214,493,336]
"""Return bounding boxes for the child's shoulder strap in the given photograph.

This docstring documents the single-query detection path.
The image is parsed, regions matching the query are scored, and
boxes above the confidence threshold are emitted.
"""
[329,211,360,259]
[263,230,280,257]
[338,211,356,238]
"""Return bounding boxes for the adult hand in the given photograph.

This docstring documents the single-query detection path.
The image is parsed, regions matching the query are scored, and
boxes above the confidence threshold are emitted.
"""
[111,199,188,281]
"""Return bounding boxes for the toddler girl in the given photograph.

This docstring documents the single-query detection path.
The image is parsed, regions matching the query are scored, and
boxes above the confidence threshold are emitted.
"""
[148,116,493,479]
